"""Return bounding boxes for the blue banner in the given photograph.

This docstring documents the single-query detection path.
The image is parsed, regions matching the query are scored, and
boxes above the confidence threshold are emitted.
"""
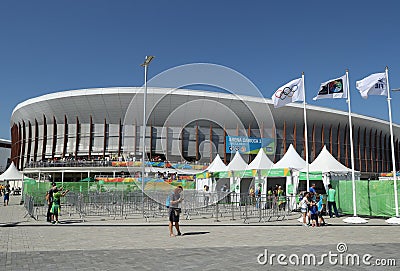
[226,136,274,154]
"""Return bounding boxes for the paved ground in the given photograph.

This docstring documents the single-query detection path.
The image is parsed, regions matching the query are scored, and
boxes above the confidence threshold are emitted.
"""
[1,195,399,270]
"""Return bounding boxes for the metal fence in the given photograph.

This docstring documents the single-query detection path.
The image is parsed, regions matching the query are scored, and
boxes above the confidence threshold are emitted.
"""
[23,191,299,223]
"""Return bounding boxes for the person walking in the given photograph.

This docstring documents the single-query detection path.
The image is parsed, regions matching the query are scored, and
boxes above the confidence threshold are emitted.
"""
[203,185,210,207]
[168,185,184,237]
[317,195,326,226]
[3,184,10,206]
[327,184,339,218]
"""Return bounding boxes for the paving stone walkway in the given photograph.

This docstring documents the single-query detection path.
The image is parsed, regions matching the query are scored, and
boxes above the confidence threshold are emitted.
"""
[1,195,399,270]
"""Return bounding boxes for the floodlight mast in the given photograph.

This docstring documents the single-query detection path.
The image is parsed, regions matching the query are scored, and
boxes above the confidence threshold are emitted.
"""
[140,56,154,215]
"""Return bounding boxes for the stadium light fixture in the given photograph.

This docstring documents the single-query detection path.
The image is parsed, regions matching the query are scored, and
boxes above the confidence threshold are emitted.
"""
[141,56,154,67]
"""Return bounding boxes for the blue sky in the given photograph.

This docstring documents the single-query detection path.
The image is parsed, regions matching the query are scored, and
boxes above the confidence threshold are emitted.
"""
[1,0,400,139]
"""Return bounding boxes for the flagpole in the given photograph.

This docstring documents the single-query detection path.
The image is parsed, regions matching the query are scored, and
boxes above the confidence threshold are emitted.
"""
[385,66,400,224]
[302,72,310,192]
[343,69,367,224]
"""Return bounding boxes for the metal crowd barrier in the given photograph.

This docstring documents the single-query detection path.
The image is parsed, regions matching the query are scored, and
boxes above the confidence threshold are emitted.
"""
[23,195,36,219]
[22,193,82,221]
[23,191,298,223]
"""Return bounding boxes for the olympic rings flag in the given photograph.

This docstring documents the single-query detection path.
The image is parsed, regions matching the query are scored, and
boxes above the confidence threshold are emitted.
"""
[271,77,304,108]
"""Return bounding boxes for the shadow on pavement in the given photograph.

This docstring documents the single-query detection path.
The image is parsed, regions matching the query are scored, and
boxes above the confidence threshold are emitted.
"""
[1,222,21,227]
[58,219,86,225]
[182,231,210,236]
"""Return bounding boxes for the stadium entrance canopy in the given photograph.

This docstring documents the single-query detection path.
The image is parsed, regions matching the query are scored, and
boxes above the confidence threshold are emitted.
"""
[196,144,360,196]
[296,146,358,194]
[265,144,308,196]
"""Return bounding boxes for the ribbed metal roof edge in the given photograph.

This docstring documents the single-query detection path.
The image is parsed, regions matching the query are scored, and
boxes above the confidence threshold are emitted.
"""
[11,87,400,129]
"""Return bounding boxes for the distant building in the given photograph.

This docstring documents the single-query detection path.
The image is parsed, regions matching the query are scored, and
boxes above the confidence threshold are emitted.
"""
[0,138,11,173]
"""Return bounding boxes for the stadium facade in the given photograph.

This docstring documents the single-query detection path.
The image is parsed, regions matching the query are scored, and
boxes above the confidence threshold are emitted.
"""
[10,87,400,180]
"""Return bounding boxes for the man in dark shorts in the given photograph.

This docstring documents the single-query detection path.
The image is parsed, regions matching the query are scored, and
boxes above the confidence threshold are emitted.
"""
[168,185,184,237]
[3,184,10,206]
[47,183,57,222]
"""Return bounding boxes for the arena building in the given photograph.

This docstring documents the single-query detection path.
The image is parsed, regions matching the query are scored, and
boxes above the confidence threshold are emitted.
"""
[10,87,400,181]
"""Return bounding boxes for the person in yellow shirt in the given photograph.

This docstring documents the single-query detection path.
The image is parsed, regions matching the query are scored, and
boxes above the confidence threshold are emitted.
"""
[277,186,286,210]
[249,186,255,205]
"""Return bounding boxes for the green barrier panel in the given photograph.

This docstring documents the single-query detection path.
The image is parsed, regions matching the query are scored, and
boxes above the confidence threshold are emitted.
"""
[331,180,400,217]
[23,181,52,202]
[22,180,143,196]
[22,179,196,196]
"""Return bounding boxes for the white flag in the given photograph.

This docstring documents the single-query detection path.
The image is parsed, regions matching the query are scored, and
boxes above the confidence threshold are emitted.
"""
[356,72,387,99]
[313,74,348,100]
[272,78,304,108]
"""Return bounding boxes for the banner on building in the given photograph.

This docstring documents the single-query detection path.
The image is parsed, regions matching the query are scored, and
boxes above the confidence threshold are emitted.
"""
[225,136,274,154]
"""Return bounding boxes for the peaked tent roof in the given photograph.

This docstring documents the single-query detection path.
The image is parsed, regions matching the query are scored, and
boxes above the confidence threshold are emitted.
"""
[0,162,27,181]
[301,145,351,173]
[273,144,307,170]
[227,152,248,171]
[248,148,273,170]
[206,154,228,173]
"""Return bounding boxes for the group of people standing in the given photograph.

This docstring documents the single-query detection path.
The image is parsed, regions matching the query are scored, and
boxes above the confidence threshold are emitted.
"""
[46,183,70,224]
[300,183,339,227]
[231,183,287,210]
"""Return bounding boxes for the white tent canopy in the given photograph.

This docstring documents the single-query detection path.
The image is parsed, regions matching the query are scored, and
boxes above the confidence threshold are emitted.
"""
[227,152,248,171]
[273,144,307,170]
[301,145,351,173]
[0,162,26,181]
[205,154,227,173]
[197,154,227,192]
[295,146,355,195]
[248,148,273,170]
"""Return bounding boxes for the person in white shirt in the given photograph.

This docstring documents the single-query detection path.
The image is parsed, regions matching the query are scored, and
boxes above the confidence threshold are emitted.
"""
[300,192,310,226]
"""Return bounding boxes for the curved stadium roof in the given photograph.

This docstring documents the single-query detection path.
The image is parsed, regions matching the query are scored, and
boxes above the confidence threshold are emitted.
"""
[10,87,400,136]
